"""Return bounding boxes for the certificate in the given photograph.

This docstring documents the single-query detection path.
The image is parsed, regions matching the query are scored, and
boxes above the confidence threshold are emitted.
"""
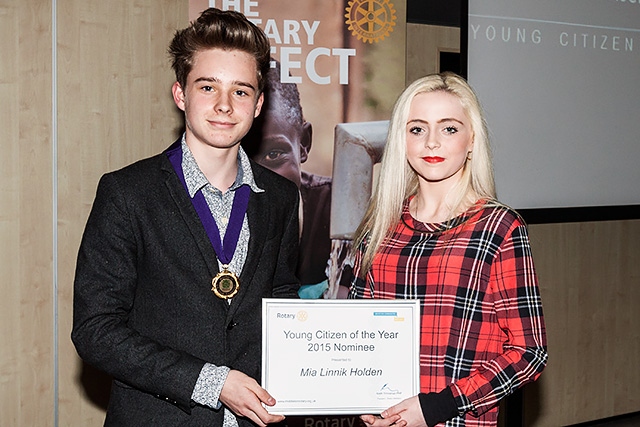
[262,299,420,415]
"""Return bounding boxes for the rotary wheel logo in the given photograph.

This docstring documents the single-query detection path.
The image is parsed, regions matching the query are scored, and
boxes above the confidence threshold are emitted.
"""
[345,0,397,44]
[296,310,308,322]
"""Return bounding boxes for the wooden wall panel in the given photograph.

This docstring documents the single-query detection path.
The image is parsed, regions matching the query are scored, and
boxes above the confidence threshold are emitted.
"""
[525,220,640,426]
[406,23,460,82]
[56,1,186,425]
[0,4,21,421]
[0,1,54,426]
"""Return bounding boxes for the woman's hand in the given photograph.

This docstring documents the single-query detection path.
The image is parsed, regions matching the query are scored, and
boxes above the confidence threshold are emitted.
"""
[362,396,427,427]
[360,412,406,427]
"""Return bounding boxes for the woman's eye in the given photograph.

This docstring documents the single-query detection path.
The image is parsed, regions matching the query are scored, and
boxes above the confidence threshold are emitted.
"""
[409,126,423,135]
[443,126,458,134]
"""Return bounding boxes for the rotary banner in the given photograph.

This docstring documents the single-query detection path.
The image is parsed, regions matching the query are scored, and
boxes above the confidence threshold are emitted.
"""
[189,3,407,423]
[188,0,406,300]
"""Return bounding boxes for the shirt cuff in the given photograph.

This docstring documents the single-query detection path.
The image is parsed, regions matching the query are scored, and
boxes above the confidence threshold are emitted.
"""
[418,387,459,427]
[191,363,230,409]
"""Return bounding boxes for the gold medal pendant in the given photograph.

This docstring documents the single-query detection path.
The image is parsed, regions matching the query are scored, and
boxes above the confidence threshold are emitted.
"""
[211,266,240,299]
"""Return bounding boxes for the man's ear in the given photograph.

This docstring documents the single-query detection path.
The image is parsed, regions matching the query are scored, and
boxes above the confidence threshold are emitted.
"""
[254,92,264,118]
[172,82,186,111]
[299,121,313,164]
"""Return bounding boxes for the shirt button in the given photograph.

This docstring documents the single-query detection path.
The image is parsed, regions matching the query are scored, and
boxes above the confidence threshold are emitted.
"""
[227,322,238,330]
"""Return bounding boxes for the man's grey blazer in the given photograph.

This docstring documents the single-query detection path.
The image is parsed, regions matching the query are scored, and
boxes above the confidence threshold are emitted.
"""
[72,140,300,426]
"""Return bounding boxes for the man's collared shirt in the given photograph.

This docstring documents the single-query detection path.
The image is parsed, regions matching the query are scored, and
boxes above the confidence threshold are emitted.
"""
[181,136,263,422]
[181,137,264,278]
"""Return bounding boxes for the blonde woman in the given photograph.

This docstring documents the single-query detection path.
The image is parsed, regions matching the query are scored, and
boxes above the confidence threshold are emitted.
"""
[349,73,547,427]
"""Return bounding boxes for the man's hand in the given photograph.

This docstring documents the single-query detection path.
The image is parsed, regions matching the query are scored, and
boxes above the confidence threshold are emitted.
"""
[219,369,285,427]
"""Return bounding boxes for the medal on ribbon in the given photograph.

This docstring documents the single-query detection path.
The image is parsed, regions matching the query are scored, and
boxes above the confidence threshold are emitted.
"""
[167,143,251,300]
[212,265,240,299]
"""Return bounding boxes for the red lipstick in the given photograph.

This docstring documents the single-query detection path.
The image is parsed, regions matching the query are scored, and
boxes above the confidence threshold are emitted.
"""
[423,156,444,163]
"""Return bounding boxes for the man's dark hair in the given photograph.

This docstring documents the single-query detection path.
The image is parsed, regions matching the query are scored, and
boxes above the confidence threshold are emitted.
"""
[168,8,271,91]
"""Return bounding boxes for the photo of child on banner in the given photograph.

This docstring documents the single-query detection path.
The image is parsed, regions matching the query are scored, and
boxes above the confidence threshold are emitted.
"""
[243,60,353,299]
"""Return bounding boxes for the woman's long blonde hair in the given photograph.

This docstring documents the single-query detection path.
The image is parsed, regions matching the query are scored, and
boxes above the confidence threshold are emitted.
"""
[353,72,497,274]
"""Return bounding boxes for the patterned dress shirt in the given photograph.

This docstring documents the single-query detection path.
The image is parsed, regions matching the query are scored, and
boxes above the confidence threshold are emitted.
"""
[180,137,264,426]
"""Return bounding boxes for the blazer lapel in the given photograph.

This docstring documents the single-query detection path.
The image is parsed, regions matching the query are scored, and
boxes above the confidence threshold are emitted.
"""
[161,147,269,318]
[160,153,223,292]
[227,172,269,317]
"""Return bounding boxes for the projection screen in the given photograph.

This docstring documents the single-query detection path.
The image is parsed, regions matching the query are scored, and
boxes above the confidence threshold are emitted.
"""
[466,0,640,210]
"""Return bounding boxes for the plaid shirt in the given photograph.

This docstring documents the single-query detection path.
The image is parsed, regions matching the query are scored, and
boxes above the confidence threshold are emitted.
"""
[349,199,547,427]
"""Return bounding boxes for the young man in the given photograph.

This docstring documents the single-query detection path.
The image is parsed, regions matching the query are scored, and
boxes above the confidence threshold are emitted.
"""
[72,8,300,426]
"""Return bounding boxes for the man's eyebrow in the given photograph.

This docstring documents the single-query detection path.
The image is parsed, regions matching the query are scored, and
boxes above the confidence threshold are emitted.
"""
[193,76,219,84]
[193,76,256,91]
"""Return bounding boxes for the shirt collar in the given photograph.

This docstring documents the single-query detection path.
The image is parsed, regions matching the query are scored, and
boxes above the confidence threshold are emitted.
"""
[180,135,264,198]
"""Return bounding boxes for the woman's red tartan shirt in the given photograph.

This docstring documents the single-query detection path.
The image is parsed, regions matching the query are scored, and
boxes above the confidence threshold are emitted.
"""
[349,200,548,427]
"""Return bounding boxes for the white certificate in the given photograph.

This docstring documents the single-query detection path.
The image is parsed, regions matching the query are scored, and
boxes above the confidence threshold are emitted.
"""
[262,299,421,415]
